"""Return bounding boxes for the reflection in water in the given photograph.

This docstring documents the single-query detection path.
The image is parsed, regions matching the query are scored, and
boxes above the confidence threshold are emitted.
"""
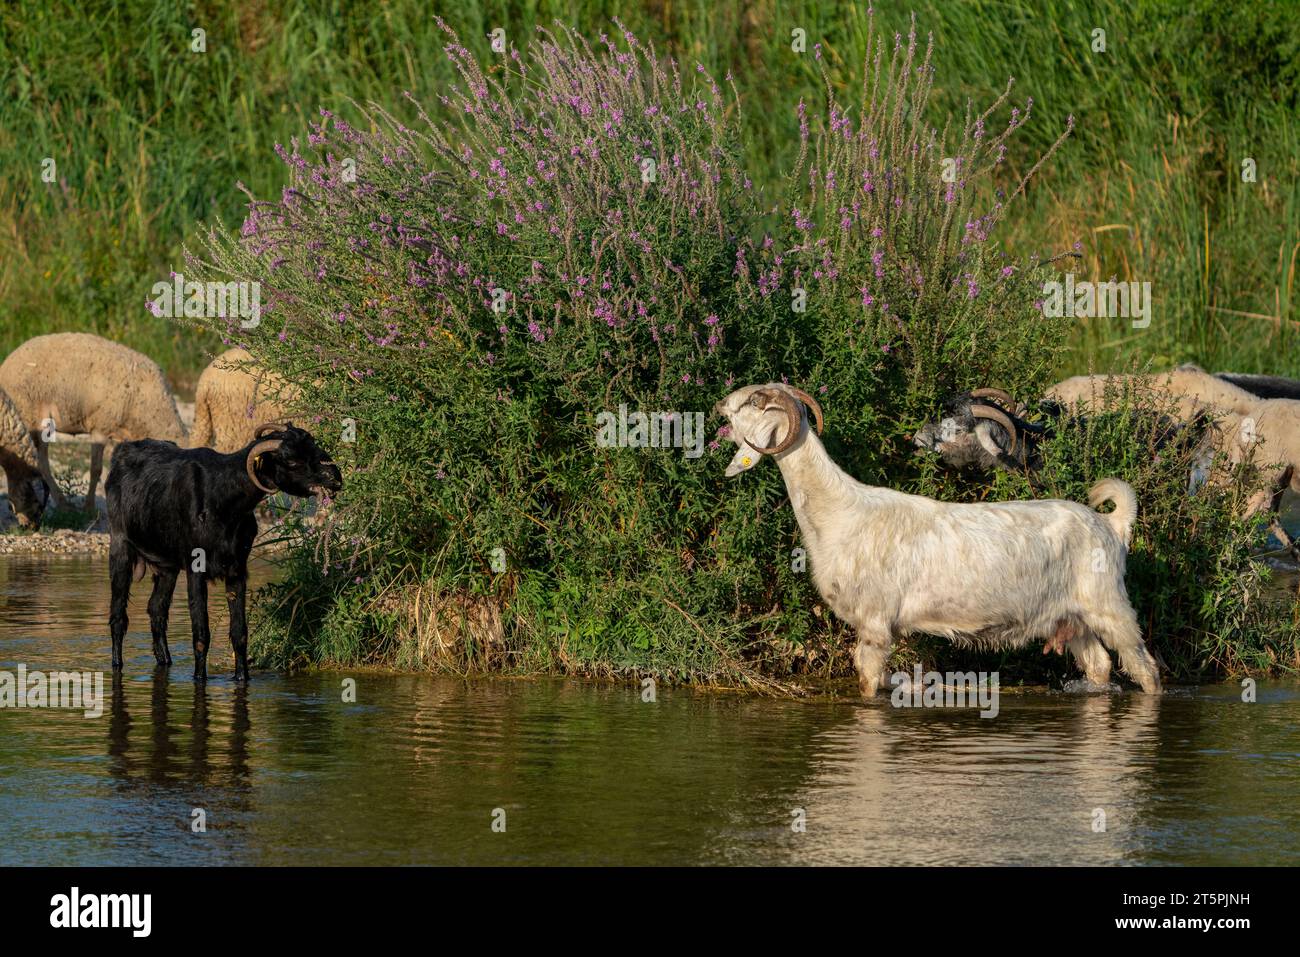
[106,672,251,794]
[1,554,1298,865]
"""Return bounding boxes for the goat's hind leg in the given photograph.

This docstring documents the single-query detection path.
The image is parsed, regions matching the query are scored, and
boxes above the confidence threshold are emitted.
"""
[108,539,135,670]
[186,569,211,682]
[147,567,178,666]
[1066,632,1112,687]
[226,574,250,683]
[1088,611,1160,693]
[851,620,894,698]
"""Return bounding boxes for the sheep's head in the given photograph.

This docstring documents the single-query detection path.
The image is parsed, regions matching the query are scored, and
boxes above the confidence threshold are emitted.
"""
[713,383,823,477]
[245,423,343,498]
[5,473,48,529]
[913,390,1040,472]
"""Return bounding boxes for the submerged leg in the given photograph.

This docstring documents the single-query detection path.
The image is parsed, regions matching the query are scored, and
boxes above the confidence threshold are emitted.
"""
[1088,611,1160,693]
[851,620,894,698]
[147,567,178,666]
[1066,632,1112,686]
[108,539,134,669]
[226,574,250,682]
[186,569,211,682]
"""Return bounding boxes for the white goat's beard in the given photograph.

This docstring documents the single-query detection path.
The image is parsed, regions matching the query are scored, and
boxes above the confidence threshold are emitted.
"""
[725,440,762,477]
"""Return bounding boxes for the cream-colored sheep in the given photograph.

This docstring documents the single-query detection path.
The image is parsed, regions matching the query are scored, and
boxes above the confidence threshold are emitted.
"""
[0,385,46,528]
[190,347,298,452]
[1046,367,1300,558]
[1212,400,1300,515]
[0,333,186,510]
[1045,367,1258,421]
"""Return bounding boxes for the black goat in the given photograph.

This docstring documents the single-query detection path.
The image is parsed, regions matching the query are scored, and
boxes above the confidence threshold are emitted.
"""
[105,423,342,680]
[914,388,1197,484]
[1214,372,1300,402]
[913,389,1050,475]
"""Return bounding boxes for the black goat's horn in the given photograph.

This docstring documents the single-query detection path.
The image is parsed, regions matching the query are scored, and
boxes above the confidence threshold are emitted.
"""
[971,387,1016,408]
[970,403,1019,454]
[246,439,282,493]
[254,421,291,439]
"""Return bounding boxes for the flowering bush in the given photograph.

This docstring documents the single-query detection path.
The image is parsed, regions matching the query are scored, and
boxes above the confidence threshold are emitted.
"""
[179,14,1293,684]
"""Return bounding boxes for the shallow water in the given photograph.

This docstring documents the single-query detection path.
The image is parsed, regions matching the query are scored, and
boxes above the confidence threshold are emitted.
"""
[1,554,1298,865]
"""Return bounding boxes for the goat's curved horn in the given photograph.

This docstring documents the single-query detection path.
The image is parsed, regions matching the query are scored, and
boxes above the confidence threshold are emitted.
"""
[747,388,802,456]
[246,439,283,493]
[970,403,1018,453]
[785,386,824,435]
[254,421,291,439]
[970,387,1016,409]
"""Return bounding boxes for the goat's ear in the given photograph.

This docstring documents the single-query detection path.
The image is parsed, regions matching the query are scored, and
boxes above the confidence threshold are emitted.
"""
[974,421,1011,458]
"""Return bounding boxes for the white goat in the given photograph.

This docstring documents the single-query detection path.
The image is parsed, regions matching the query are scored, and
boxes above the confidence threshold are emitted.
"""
[715,383,1161,695]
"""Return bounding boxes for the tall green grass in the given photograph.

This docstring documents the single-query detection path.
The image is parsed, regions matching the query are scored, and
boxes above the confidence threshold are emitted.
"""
[2,1,1296,389]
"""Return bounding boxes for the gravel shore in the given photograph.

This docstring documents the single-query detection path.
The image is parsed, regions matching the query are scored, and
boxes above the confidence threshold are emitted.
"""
[0,528,110,555]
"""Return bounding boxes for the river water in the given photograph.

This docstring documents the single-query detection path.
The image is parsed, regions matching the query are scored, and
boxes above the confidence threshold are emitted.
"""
[1,553,1297,866]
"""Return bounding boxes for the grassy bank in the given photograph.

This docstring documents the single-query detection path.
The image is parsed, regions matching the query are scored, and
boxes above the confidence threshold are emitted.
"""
[3,1,1298,685]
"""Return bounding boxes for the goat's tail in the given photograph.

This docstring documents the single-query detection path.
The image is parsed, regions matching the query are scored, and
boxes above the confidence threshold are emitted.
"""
[1088,478,1138,548]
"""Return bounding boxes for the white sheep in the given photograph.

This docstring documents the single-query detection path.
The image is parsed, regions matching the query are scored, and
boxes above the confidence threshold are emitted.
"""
[1046,367,1258,421]
[0,385,47,528]
[1209,400,1300,533]
[190,347,297,452]
[1047,369,1300,552]
[715,383,1161,695]
[0,333,186,511]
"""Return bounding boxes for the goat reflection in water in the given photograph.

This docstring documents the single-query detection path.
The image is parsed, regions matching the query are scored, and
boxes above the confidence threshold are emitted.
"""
[107,670,251,792]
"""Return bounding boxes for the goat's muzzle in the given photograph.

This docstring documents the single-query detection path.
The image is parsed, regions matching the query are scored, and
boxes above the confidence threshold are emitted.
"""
[315,461,343,494]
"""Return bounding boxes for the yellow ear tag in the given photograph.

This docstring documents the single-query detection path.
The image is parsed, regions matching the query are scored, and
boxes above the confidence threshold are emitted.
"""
[741,456,752,467]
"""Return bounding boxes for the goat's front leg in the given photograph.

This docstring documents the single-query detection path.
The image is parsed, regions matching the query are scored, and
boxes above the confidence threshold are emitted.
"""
[226,575,250,682]
[186,569,211,682]
[147,568,178,666]
[108,539,134,670]
[851,620,894,698]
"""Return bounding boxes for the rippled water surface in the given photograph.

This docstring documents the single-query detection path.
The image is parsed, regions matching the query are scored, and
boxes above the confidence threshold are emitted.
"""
[1,554,1298,865]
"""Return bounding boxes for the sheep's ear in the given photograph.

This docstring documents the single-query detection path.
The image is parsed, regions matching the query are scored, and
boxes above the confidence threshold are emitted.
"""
[725,441,761,477]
